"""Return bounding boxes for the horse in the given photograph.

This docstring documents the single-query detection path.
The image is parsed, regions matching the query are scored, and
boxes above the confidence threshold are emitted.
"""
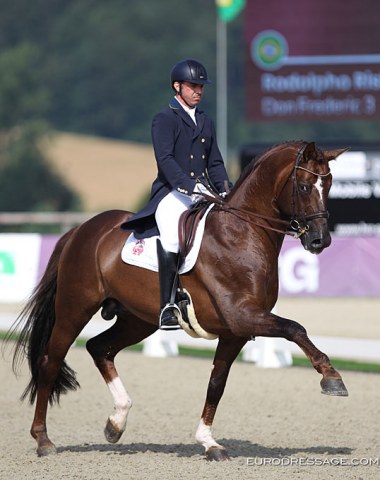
[8,140,349,461]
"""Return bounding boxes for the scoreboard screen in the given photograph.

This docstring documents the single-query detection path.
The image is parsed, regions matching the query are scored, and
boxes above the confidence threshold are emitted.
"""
[245,0,380,122]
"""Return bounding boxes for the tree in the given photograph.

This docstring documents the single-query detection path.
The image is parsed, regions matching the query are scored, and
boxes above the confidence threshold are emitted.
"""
[0,42,81,212]
[0,123,81,212]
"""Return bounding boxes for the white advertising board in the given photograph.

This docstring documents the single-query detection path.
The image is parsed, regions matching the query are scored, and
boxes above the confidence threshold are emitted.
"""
[0,234,41,302]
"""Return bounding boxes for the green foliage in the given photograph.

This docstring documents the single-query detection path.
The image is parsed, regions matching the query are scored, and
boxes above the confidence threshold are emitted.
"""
[0,33,80,214]
[0,0,379,152]
[43,0,218,142]
[0,43,50,129]
[0,123,82,212]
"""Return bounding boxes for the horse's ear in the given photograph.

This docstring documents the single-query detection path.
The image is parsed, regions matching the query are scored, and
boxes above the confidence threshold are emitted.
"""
[323,147,350,161]
[302,142,317,162]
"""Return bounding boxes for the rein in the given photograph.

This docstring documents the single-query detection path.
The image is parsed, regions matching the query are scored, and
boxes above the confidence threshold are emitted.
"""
[201,143,331,239]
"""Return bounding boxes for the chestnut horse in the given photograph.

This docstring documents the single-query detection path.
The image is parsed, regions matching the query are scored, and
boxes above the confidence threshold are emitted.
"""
[10,141,348,461]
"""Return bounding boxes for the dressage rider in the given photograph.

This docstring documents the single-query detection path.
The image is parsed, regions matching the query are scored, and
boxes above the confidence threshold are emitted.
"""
[122,59,232,330]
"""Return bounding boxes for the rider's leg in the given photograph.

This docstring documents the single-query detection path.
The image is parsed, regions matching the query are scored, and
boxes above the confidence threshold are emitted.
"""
[156,239,181,330]
[155,191,193,330]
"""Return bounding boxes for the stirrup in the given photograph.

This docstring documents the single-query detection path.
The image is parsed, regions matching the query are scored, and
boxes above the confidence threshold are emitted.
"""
[159,303,182,331]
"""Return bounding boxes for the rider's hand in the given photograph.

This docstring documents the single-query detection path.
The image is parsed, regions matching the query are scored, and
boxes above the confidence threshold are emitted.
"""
[191,182,209,202]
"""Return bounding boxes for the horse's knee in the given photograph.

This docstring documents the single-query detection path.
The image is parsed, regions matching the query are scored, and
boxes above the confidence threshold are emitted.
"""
[285,320,307,341]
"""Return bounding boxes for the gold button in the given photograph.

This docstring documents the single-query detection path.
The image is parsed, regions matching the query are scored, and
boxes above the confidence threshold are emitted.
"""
[201,138,205,143]
[190,172,195,177]
[190,154,194,159]
[202,154,205,159]
[202,172,205,176]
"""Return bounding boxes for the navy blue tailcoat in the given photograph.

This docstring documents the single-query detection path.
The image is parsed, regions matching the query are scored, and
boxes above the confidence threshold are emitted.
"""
[122,97,231,238]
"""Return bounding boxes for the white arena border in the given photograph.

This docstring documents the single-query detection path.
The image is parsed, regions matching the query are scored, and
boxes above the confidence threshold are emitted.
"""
[1,313,379,367]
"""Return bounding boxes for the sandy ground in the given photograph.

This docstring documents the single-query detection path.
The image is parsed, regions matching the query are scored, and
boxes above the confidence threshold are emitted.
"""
[1,344,379,480]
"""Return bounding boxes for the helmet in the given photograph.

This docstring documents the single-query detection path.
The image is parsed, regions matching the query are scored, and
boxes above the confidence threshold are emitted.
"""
[170,59,211,89]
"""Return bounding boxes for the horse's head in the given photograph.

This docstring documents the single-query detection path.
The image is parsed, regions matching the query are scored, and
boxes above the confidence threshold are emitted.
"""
[276,141,348,254]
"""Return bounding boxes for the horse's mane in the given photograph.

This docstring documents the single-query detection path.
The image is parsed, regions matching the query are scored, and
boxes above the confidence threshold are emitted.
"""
[230,140,306,195]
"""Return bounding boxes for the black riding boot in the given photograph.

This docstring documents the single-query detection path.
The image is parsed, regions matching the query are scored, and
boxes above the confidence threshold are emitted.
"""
[156,239,181,330]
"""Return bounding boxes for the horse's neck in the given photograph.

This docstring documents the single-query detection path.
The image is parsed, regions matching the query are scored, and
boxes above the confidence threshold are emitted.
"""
[229,165,279,218]
[225,155,292,253]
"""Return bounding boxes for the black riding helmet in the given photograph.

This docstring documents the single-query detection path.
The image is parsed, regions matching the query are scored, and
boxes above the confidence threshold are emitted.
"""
[170,59,211,91]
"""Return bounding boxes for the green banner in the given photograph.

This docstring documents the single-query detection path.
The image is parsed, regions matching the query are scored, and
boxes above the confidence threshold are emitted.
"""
[216,0,246,22]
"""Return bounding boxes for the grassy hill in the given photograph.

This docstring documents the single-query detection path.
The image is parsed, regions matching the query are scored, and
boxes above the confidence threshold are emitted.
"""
[43,132,156,213]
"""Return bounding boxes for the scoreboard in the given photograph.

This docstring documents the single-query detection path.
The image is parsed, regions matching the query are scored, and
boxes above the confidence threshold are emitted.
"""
[245,0,380,122]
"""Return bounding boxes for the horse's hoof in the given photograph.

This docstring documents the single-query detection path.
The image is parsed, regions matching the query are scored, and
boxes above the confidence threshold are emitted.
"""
[37,443,57,457]
[104,418,124,443]
[206,446,230,462]
[320,378,349,397]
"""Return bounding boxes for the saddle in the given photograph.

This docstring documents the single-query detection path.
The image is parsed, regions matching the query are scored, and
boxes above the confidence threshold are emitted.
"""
[178,200,212,259]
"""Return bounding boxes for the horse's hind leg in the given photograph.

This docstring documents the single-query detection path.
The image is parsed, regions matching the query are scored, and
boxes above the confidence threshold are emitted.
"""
[86,314,157,443]
[31,314,90,456]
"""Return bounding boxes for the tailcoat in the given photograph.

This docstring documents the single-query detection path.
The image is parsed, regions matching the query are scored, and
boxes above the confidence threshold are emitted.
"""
[122,97,231,238]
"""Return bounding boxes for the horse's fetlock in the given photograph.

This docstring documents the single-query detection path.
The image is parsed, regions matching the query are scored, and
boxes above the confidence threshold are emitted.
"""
[312,352,331,373]
[31,426,46,439]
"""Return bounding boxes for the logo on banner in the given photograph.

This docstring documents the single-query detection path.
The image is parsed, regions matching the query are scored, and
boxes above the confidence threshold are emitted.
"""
[0,234,41,303]
[251,30,288,71]
[279,247,319,294]
[0,252,15,274]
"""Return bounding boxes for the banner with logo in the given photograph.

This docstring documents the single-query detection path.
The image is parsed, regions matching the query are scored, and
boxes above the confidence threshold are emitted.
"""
[0,234,379,301]
[279,237,380,297]
[0,234,41,302]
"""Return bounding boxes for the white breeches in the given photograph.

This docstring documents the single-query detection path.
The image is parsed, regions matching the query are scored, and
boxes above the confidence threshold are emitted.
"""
[155,191,195,253]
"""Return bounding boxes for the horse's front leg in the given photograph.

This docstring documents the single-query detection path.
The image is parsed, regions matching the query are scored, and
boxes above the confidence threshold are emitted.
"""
[86,315,157,443]
[228,309,348,397]
[288,323,349,396]
[195,337,247,461]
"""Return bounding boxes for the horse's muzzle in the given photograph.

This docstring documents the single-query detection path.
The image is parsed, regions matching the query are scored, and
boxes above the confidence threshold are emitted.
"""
[301,228,331,254]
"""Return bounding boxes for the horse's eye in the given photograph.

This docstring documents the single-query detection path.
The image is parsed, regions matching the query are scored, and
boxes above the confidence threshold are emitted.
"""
[299,184,311,194]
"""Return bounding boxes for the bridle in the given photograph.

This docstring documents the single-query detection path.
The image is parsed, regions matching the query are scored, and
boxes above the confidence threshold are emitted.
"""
[288,143,331,237]
[202,143,331,238]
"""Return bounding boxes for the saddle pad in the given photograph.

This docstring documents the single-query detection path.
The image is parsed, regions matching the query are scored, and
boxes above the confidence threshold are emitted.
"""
[121,204,214,274]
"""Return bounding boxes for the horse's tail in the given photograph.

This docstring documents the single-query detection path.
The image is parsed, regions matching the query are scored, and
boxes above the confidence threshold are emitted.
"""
[7,228,80,405]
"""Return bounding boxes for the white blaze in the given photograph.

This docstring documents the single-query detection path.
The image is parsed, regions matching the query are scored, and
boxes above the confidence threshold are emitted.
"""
[315,177,325,206]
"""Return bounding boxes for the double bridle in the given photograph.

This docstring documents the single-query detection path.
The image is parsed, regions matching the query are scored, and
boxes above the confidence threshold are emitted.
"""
[204,143,331,238]
[287,143,331,237]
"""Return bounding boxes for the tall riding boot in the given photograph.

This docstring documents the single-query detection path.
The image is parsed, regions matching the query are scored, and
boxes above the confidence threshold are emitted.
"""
[156,239,181,330]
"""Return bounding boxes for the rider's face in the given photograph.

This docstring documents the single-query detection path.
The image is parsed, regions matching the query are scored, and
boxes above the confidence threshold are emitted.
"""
[174,81,204,108]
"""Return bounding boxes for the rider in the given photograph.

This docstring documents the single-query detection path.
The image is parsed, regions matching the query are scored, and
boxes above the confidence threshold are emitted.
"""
[122,59,232,330]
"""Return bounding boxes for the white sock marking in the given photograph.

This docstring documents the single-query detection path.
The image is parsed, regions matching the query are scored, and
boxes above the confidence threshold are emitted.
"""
[107,377,132,431]
[195,419,223,452]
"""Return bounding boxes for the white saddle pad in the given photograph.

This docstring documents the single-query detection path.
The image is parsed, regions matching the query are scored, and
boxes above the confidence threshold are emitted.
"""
[121,204,214,274]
